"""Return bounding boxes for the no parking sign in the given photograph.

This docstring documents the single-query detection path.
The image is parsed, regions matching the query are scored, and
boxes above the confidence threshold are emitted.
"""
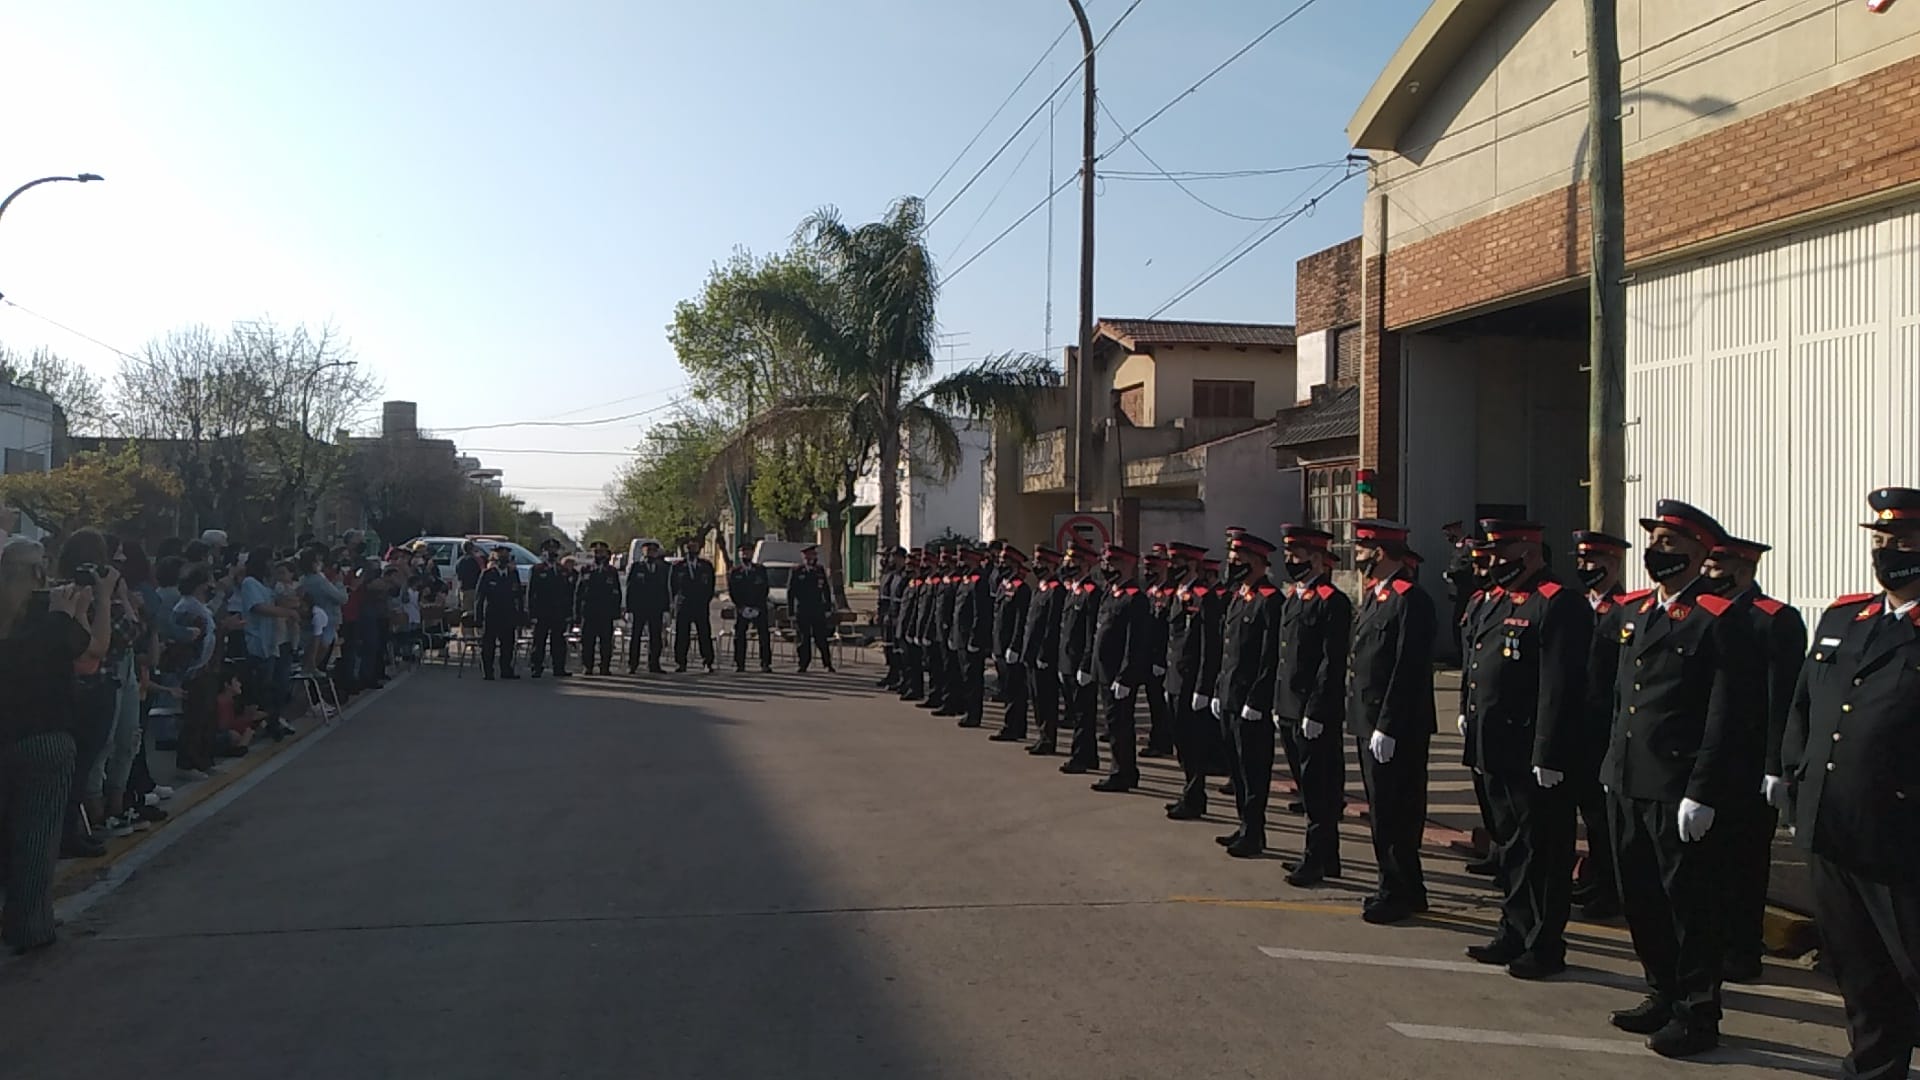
[1052,513,1113,554]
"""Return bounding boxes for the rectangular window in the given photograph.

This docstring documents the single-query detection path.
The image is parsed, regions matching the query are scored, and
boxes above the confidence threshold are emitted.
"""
[1332,326,1361,385]
[1305,461,1358,570]
[1115,383,1147,426]
[1191,379,1255,419]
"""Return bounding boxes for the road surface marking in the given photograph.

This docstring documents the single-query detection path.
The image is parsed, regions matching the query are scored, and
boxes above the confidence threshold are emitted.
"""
[1388,1023,1643,1055]
[1171,896,1358,915]
[1258,946,1496,975]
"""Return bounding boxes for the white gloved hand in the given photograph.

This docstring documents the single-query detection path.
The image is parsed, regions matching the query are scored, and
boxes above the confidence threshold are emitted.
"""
[1677,797,1716,843]
[1762,775,1788,810]
[1368,729,1396,764]
[1191,694,1210,712]
[1036,658,1049,670]
[1240,704,1263,723]
[1301,718,1324,740]
[1151,665,1166,678]
[1533,766,1564,789]
[1456,713,1467,737]
[1004,649,1019,665]
[968,645,981,654]
[1075,669,1092,687]
[1110,681,1131,699]
[1210,698,1224,720]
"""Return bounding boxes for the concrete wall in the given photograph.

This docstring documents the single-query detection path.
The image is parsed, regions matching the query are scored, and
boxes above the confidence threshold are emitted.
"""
[1106,343,1297,427]
[1295,331,1330,404]
[903,423,990,546]
[1197,427,1297,548]
[1370,0,1920,253]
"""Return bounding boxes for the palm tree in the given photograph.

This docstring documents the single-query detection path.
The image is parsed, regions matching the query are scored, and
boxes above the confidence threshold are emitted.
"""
[748,196,1057,557]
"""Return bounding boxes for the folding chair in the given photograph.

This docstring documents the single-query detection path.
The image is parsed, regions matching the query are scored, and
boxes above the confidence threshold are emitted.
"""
[291,665,341,720]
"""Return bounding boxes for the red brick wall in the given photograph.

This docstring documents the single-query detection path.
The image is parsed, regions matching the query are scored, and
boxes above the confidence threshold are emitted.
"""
[1296,237,1364,335]
[1384,51,1920,330]
[1359,250,1401,520]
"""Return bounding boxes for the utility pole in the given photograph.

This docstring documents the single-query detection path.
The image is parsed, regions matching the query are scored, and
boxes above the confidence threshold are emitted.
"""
[1586,0,1627,534]
[1068,0,1097,513]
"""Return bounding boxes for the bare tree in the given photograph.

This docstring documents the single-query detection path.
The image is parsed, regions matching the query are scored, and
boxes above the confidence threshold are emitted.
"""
[115,324,263,536]
[234,319,380,538]
[0,344,111,435]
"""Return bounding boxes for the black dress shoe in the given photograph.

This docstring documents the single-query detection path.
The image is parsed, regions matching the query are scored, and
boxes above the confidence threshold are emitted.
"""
[1026,743,1056,756]
[1058,760,1095,775]
[482,674,496,681]
[628,666,640,674]
[1286,800,1306,815]
[1465,939,1524,966]
[530,671,543,679]
[61,835,107,859]
[1165,804,1206,821]
[987,730,1023,742]
[1608,995,1674,1035]
[736,665,747,673]
[554,670,572,677]
[1225,838,1265,858]
[1285,862,1341,887]
[1361,900,1417,925]
[1214,832,1243,848]
[1579,893,1622,920]
[674,665,687,673]
[1217,782,1237,796]
[1090,775,1137,793]
[956,719,982,728]
[915,700,942,710]
[1646,1018,1718,1058]
[761,665,774,673]
[1464,857,1499,876]
[1506,954,1567,981]
[1721,957,1764,983]
[1139,746,1172,759]
[501,672,520,680]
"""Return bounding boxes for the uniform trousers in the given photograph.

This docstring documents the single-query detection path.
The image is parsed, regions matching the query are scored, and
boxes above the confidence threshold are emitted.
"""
[1812,854,1920,1080]
[795,616,833,671]
[529,617,569,673]
[957,649,986,724]
[1720,794,1778,969]
[1231,713,1275,849]
[627,610,665,671]
[1576,777,1617,899]
[1063,678,1099,766]
[1,733,75,951]
[1143,671,1173,753]
[1484,768,1574,961]
[898,642,924,697]
[480,619,517,676]
[733,611,771,669]
[1028,665,1060,748]
[1609,793,1725,1023]
[674,604,714,668]
[998,664,1029,738]
[1279,720,1345,869]
[1101,684,1139,784]
[580,618,616,672]
[1169,692,1216,812]
[1359,731,1431,907]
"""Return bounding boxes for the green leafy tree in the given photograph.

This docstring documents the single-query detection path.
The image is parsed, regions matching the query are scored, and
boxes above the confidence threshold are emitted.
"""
[611,416,728,548]
[0,447,183,540]
[0,344,111,435]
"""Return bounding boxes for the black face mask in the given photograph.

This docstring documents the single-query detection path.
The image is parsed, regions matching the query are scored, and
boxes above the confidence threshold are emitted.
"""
[1873,546,1920,592]
[1576,565,1609,593]
[1356,552,1381,576]
[1101,565,1122,582]
[546,553,559,563]
[1283,559,1314,582]
[1704,573,1742,596]
[1225,561,1250,584]
[1643,549,1692,584]
[1488,558,1527,589]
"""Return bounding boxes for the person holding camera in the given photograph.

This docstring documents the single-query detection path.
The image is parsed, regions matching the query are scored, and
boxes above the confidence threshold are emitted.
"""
[0,537,114,952]
[53,529,128,858]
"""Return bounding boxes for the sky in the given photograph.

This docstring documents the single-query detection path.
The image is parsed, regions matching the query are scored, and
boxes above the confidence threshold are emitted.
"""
[0,0,1429,534]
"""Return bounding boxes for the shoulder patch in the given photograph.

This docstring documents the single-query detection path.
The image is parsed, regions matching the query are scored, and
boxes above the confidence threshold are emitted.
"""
[1752,597,1785,617]
[1537,581,1563,598]
[1830,593,1875,608]
[1256,583,1280,596]
[1314,583,1336,601]
[1192,585,1210,596]
[1390,579,1415,595]
[1694,594,1731,617]
[1620,588,1653,603]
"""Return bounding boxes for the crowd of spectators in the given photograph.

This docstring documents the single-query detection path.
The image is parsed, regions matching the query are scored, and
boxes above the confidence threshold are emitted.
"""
[0,524,447,956]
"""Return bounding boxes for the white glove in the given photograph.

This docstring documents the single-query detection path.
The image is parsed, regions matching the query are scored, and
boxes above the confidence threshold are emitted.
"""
[1368,729,1396,764]
[1762,775,1788,810]
[1075,670,1092,687]
[1110,681,1130,699]
[1301,718,1324,740]
[1036,658,1049,670]
[1151,665,1166,678]
[1004,649,1019,665]
[1240,704,1263,723]
[1677,798,1716,843]
[968,645,981,654]
[1210,698,1224,720]
[1533,766,1564,789]
[1191,694,1210,712]
[1456,713,1467,737]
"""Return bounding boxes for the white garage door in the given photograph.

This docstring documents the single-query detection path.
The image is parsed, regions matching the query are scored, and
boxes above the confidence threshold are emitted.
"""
[1625,202,1920,613]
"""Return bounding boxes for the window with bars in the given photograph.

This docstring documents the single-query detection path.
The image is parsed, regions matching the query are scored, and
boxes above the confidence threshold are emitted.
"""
[1332,326,1361,385]
[1192,379,1255,419]
[1306,461,1357,569]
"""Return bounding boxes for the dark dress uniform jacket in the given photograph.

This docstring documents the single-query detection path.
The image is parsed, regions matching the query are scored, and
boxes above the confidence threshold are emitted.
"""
[728,564,770,612]
[950,572,993,654]
[1783,594,1920,884]
[474,567,524,626]
[995,578,1032,658]
[670,558,717,610]
[1583,590,1629,780]
[527,562,573,620]
[1735,590,1811,779]
[1093,581,1154,687]
[1057,576,1102,678]
[899,578,924,640]
[876,569,905,642]
[1021,576,1065,668]
[1599,579,1761,806]
[1166,581,1224,704]
[576,565,624,621]
[626,559,672,615]
[788,564,831,620]
[1347,573,1438,739]
[1216,579,1283,717]
[1273,580,1352,727]
[1460,574,1592,775]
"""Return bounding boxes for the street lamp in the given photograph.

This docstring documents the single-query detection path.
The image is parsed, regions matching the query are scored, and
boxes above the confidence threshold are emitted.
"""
[0,174,105,224]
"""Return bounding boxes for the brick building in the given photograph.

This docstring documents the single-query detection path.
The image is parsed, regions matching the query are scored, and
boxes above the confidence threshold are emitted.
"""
[1273,238,1365,568]
[1351,0,1920,612]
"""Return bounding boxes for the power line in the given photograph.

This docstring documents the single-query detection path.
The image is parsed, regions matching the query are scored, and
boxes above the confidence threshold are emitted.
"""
[1097,0,1328,161]
[943,97,1063,261]
[1147,166,1362,318]
[1101,162,1349,181]
[431,396,689,435]
[458,446,637,457]
[1097,98,1321,223]
[927,0,1145,230]
[941,173,1079,286]
[0,297,142,362]
[925,16,1082,202]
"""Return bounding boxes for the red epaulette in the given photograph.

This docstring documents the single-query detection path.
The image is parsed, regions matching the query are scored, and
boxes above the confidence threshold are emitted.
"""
[1256,582,1280,597]
[1595,600,1614,615]
[1116,585,1140,597]
[1753,597,1785,617]
[1314,583,1336,601]
[1191,585,1210,596]
[1537,581,1563,598]
[1390,579,1415,595]
[1620,588,1654,603]
[1695,594,1731,617]
[1831,593,1875,608]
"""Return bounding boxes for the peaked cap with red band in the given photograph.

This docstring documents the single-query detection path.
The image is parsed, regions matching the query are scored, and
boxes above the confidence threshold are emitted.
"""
[1229,533,1277,558]
[1709,534,1772,563]
[1864,487,1920,532]
[1571,530,1631,556]
[1279,524,1334,550]
[1638,498,1725,548]
[1352,519,1408,544]
[1477,519,1544,545]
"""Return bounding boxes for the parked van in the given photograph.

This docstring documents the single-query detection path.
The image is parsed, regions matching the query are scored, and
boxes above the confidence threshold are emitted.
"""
[752,540,811,614]
[626,538,663,568]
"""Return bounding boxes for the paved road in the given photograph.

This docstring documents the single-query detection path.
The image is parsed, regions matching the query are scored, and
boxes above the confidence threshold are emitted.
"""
[1,657,1849,1078]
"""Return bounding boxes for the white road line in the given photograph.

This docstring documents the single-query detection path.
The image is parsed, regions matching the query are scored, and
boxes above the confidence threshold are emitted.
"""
[1258,946,1497,975]
[1388,1023,1644,1055]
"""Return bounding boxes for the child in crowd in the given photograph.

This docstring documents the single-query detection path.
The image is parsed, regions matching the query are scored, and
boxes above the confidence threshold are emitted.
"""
[212,671,257,757]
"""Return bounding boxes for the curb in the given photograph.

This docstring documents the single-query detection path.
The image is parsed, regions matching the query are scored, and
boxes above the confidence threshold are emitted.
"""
[1764,904,1820,959]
